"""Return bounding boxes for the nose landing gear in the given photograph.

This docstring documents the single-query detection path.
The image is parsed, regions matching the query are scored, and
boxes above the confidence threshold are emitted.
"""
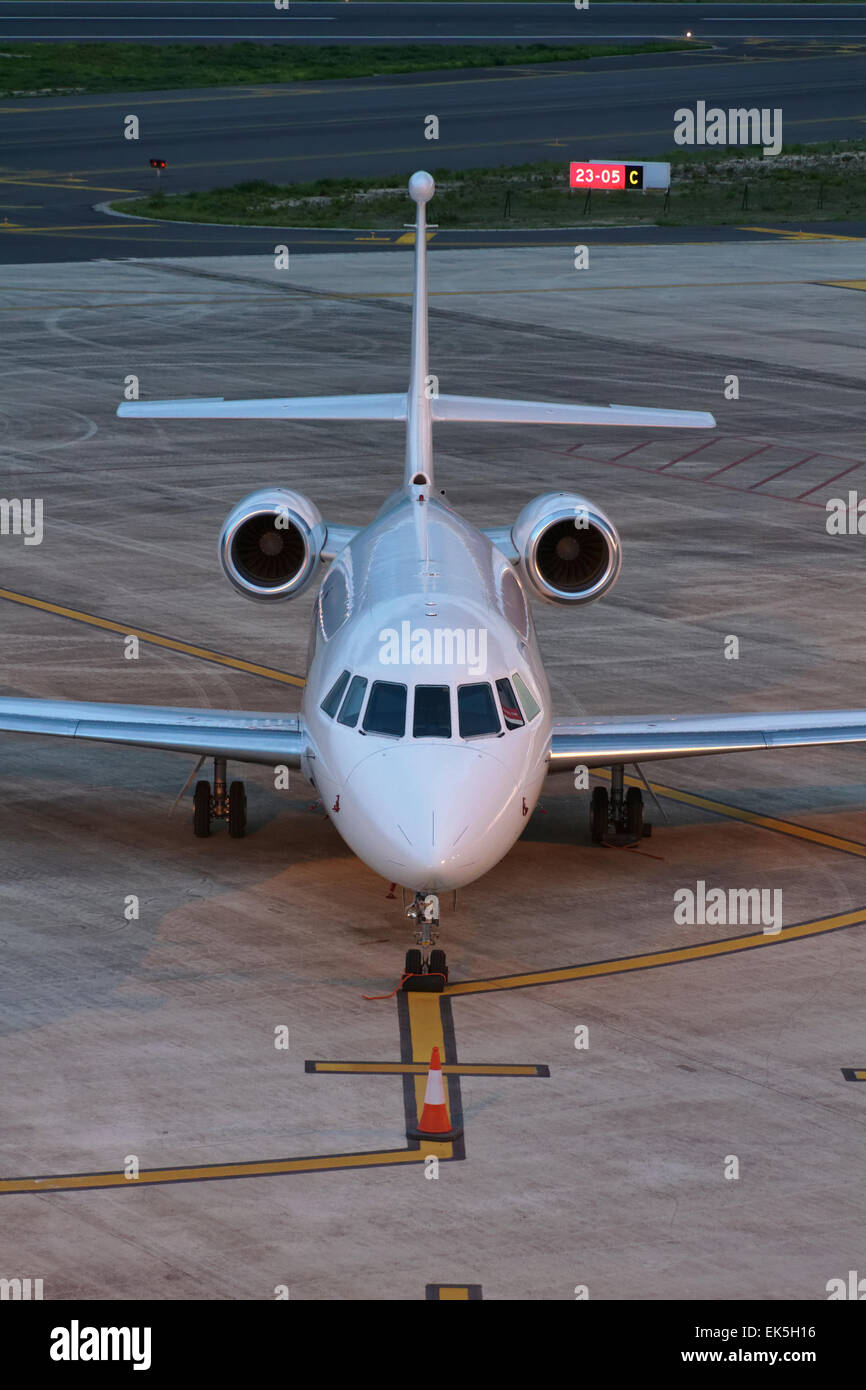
[193,757,247,839]
[403,892,448,992]
[590,765,652,846]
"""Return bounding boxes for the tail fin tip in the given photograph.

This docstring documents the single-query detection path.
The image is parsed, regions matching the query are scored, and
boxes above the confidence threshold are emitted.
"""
[408,171,435,206]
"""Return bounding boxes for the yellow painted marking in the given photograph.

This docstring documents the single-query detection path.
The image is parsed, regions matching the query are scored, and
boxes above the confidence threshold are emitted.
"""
[438,1287,470,1301]
[0,588,305,689]
[0,281,822,306]
[0,1148,427,1194]
[446,906,866,997]
[0,301,281,312]
[0,180,142,194]
[0,222,142,233]
[408,993,452,1128]
[0,47,856,129]
[605,769,866,859]
[820,280,866,291]
[854,1070,866,1081]
[353,232,393,243]
[394,230,437,246]
[0,985,459,1192]
[0,288,277,296]
[312,1061,539,1076]
[739,226,864,243]
[23,97,866,185]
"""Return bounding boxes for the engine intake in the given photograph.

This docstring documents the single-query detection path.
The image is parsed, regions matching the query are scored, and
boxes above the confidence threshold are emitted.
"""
[512,492,621,605]
[220,488,325,601]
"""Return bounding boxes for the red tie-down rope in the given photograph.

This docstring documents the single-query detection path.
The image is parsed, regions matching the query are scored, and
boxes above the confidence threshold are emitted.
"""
[362,971,448,1001]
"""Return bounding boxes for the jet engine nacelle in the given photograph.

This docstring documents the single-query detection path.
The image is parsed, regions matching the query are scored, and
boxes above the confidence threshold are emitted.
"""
[511,491,622,606]
[219,488,325,601]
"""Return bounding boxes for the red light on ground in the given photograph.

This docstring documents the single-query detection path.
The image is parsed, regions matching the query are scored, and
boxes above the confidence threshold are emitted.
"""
[149,159,167,170]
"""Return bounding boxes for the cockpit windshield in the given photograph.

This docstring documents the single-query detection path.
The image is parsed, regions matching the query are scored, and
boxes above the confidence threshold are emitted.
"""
[363,681,407,737]
[457,683,501,738]
[413,685,451,739]
[320,670,540,739]
[337,675,368,728]
[321,669,350,718]
[495,676,524,730]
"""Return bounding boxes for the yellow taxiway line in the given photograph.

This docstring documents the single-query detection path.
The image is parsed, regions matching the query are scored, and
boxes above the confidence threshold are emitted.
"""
[2,596,863,1192]
[408,993,454,1127]
[0,587,305,689]
[604,767,866,859]
[0,961,456,1194]
[308,1061,546,1077]
[739,227,865,243]
[0,1148,427,1195]
[445,905,866,998]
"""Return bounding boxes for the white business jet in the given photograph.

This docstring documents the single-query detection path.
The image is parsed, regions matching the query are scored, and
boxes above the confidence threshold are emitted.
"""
[2,171,864,984]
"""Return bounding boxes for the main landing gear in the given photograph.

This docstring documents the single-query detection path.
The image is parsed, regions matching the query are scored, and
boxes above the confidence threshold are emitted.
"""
[403,892,448,992]
[590,764,652,847]
[193,757,247,839]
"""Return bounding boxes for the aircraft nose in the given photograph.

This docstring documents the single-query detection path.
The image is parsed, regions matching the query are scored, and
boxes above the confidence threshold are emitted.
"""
[343,743,520,891]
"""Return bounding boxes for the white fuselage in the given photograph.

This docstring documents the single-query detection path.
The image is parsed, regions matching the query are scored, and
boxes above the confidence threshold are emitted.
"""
[301,481,551,892]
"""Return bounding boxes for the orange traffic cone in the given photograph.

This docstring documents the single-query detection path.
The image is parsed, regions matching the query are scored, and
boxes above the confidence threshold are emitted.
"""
[407,1046,462,1142]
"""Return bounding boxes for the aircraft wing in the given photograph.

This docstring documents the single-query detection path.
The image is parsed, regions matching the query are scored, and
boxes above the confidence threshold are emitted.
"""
[0,697,308,767]
[548,710,866,771]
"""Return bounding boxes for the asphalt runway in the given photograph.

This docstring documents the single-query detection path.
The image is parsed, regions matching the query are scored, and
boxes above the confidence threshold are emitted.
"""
[2,2,865,48]
[2,39,866,262]
[0,236,865,1297]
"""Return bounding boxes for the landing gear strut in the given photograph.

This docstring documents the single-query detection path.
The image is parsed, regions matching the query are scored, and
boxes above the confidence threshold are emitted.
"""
[193,757,247,838]
[403,892,448,992]
[589,766,652,846]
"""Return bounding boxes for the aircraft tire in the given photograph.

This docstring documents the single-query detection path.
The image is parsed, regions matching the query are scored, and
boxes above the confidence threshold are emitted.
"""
[590,786,608,843]
[625,786,644,840]
[228,781,247,838]
[193,780,211,838]
[429,948,448,981]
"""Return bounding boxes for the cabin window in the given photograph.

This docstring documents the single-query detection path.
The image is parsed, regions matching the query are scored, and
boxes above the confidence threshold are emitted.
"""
[321,669,350,718]
[363,681,407,737]
[413,685,451,739]
[458,683,500,738]
[512,671,540,721]
[319,568,350,640]
[337,675,368,728]
[501,568,529,639]
[495,677,524,730]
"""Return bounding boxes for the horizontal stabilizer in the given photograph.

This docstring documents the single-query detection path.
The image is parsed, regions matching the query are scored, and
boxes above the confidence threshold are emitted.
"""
[431,394,716,430]
[117,393,408,421]
[117,392,714,431]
